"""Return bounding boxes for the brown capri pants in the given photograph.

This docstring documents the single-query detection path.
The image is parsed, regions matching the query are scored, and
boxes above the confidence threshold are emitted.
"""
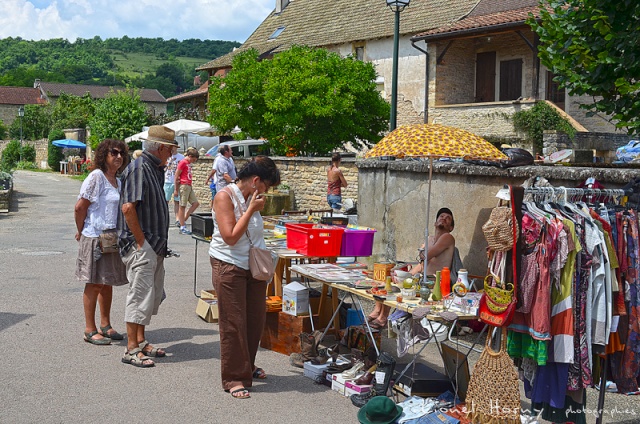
[211,257,267,391]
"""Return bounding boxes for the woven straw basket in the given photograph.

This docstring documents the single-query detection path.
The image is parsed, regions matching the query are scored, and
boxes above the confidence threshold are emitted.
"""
[466,328,520,423]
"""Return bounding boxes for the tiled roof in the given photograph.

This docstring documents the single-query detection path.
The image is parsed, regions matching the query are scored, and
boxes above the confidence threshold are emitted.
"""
[166,81,209,103]
[414,0,542,40]
[0,86,47,105]
[38,82,167,103]
[197,0,480,71]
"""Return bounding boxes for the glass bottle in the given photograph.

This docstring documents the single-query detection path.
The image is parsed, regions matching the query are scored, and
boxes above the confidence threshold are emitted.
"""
[432,271,442,301]
[440,267,451,297]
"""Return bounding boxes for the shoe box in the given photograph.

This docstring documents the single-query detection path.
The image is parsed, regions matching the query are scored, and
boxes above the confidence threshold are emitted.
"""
[345,380,372,394]
[303,358,350,382]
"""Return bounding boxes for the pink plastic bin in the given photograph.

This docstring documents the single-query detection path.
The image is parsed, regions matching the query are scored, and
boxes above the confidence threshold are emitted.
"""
[340,229,376,257]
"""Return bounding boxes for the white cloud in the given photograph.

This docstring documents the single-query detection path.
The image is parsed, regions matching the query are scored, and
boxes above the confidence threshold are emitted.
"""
[0,0,273,42]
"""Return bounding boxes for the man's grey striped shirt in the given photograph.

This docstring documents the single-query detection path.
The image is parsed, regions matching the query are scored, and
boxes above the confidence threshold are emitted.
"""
[117,151,169,257]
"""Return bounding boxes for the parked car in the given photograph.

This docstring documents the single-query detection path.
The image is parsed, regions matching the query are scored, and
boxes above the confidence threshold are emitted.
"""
[205,139,269,158]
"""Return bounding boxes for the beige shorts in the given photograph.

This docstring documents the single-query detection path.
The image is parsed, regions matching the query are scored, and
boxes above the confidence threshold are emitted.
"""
[122,241,165,326]
[178,184,197,206]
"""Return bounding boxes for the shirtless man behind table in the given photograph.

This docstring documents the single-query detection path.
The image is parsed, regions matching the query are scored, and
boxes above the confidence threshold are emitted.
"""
[367,208,455,329]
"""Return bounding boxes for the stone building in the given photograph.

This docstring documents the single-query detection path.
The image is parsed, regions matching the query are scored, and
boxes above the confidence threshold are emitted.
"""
[0,86,47,127]
[193,0,621,143]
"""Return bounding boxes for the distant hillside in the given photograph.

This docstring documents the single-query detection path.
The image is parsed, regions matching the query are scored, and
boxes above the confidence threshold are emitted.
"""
[0,36,240,98]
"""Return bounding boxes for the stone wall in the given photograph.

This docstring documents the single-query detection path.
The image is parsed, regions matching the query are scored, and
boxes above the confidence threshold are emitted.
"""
[0,139,49,168]
[190,156,359,212]
[357,159,639,277]
[542,131,632,162]
[430,101,535,142]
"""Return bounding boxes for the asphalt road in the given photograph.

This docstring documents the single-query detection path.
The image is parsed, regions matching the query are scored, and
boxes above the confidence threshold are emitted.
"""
[1,171,638,424]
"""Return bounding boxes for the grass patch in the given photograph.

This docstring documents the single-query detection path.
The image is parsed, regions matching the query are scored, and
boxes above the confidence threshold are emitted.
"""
[110,52,210,78]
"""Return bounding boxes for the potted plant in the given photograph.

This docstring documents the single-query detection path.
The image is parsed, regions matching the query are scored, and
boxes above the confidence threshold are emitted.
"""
[0,171,12,191]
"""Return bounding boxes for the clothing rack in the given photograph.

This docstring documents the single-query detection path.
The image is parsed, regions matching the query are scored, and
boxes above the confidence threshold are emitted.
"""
[523,186,628,204]
[521,185,628,424]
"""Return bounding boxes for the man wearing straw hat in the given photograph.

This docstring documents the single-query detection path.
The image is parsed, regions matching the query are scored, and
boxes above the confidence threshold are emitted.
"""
[117,125,178,367]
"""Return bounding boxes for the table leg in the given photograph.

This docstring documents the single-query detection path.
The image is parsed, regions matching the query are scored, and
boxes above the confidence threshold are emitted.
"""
[193,238,200,298]
[350,293,380,357]
[331,286,340,337]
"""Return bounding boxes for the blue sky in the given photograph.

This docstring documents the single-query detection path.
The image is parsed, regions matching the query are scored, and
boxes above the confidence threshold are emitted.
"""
[0,0,274,43]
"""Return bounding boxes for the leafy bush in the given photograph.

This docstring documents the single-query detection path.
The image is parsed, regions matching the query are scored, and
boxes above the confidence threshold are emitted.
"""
[0,140,21,171]
[0,120,8,140]
[511,102,576,152]
[48,129,65,170]
[21,143,36,163]
[15,161,38,170]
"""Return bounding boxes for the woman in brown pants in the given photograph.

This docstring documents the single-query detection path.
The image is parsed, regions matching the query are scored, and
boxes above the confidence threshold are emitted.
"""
[208,156,280,399]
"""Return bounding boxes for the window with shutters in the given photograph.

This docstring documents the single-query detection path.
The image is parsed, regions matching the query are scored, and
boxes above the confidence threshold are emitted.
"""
[546,71,565,110]
[499,59,522,101]
[475,52,496,102]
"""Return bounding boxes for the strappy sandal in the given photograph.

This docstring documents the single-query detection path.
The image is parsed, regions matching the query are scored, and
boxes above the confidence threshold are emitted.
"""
[230,388,250,399]
[122,348,154,368]
[99,325,124,341]
[369,318,388,329]
[139,340,166,357]
[252,367,267,379]
[84,330,111,345]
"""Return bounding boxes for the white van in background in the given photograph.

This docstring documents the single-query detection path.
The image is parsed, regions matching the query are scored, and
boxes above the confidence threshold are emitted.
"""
[205,139,269,158]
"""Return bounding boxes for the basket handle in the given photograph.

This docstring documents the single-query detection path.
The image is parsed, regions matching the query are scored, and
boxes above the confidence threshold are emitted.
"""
[484,327,508,356]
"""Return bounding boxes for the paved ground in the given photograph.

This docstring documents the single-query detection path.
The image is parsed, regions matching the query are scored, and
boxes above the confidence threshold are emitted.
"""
[1,170,638,424]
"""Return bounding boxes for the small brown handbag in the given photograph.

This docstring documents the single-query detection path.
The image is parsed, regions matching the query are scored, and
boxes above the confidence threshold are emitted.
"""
[99,230,119,254]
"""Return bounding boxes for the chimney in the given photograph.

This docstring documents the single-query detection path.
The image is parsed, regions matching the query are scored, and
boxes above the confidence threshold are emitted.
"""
[34,79,41,88]
[275,0,289,14]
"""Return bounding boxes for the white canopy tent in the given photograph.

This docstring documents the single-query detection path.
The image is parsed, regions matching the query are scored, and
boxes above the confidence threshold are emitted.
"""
[125,119,216,150]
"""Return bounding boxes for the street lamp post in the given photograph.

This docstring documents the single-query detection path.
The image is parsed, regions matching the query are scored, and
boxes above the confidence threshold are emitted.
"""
[18,106,24,162]
[386,0,410,131]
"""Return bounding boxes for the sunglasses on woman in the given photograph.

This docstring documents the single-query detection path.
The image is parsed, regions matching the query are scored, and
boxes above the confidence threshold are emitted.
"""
[110,149,124,157]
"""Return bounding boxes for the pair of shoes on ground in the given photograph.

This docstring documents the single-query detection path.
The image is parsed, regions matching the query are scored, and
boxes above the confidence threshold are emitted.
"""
[179,226,192,235]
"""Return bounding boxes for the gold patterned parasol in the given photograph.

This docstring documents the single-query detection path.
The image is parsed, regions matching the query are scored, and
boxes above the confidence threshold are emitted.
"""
[365,124,507,161]
[366,124,506,287]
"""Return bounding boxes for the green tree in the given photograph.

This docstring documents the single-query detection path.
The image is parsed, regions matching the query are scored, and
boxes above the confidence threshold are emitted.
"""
[51,92,95,130]
[208,46,389,155]
[9,104,51,140]
[530,0,640,133]
[48,129,65,170]
[0,140,21,171]
[88,89,147,149]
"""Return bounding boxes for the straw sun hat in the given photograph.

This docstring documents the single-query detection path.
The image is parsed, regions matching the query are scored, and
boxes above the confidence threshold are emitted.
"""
[144,125,178,147]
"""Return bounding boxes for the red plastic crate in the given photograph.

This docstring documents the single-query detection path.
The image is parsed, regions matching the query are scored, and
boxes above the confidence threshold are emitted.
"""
[285,223,344,256]
[340,229,376,257]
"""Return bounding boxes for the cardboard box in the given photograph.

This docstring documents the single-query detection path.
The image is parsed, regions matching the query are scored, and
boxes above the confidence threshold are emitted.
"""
[282,281,309,316]
[331,378,346,396]
[195,289,218,323]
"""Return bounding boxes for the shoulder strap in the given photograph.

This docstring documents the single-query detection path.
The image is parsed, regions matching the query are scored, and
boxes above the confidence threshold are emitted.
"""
[225,185,254,246]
